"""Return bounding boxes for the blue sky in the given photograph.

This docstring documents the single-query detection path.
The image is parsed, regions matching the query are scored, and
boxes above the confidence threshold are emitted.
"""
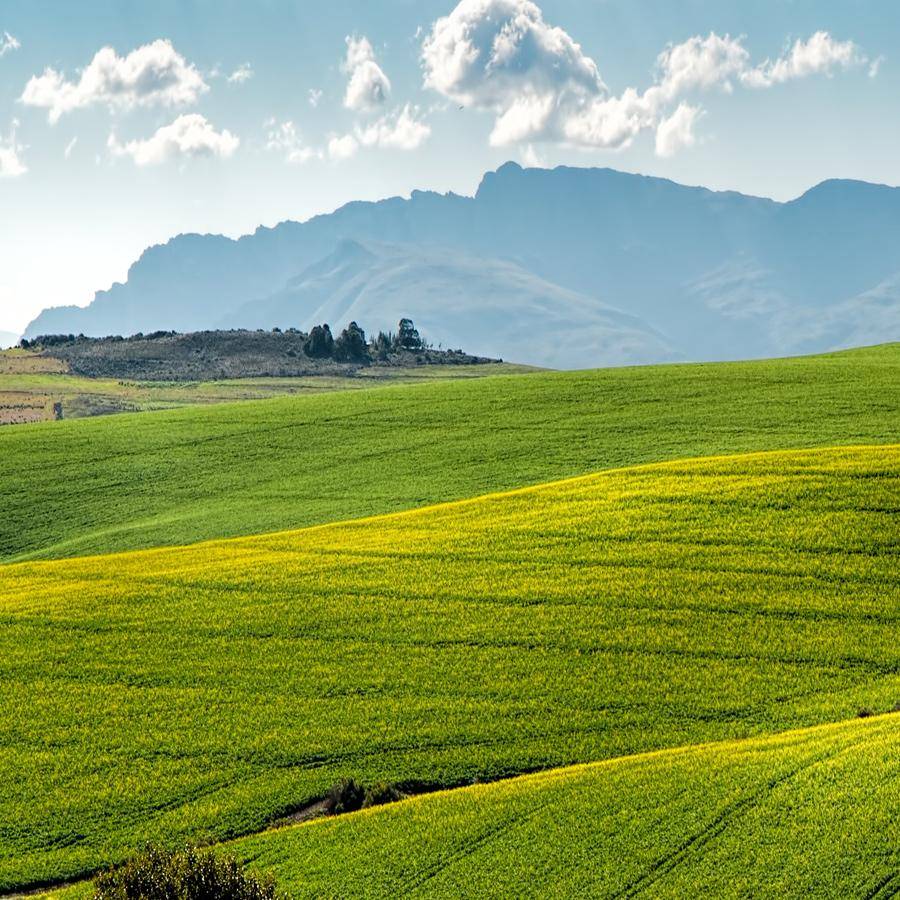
[1,0,898,334]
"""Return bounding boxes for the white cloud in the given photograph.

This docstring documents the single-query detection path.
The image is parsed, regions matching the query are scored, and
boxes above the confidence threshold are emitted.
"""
[868,55,885,79]
[227,63,253,84]
[356,103,431,150]
[0,31,20,57]
[655,33,749,99]
[64,136,78,159]
[422,2,868,157]
[742,32,866,88]
[343,36,391,111]
[308,88,323,108]
[21,39,207,123]
[328,132,359,160]
[655,102,703,157]
[0,120,26,177]
[422,0,602,108]
[108,113,238,166]
[265,119,319,163]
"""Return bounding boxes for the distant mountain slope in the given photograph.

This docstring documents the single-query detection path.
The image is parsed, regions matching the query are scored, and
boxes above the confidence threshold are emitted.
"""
[222,239,675,368]
[24,163,900,365]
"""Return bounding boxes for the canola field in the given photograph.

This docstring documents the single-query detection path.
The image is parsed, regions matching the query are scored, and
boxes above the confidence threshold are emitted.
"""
[1,344,897,563]
[1,444,898,891]
[222,714,900,898]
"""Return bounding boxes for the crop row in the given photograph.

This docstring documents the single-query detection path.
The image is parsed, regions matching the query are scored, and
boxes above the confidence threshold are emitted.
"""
[0,445,897,889]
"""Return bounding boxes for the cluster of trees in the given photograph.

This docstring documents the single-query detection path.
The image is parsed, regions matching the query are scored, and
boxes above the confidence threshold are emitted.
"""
[304,317,426,362]
[20,331,176,349]
[20,318,430,363]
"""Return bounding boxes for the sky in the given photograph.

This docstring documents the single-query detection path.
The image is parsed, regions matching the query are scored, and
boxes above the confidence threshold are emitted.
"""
[1,0,898,335]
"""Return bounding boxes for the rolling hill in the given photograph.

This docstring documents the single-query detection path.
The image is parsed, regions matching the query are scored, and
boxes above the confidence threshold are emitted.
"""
[1,344,897,563]
[23,164,900,366]
[1,444,897,891]
[221,715,900,898]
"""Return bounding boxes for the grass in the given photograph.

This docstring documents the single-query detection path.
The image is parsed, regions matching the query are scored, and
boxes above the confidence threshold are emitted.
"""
[0,348,527,425]
[1,343,898,562]
[1,445,897,891]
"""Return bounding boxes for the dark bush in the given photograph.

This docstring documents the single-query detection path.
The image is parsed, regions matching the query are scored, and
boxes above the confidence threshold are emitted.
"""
[857,707,875,718]
[362,781,404,809]
[93,844,280,900]
[304,324,334,358]
[325,778,365,814]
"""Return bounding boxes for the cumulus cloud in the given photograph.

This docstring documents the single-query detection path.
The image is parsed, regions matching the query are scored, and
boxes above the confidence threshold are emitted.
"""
[342,36,391,111]
[1,31,20,57]
[0,120,26,177]
[108,113,238,166]
[422,0,602,106]
[655,102,703,157]
[308,88,323,108]
[654,33,749,99]
[421,1,868,157]
[21,39,207,123]
[742,32,866,87]
[265,119,319,163]
[356,103,431,150]
[327,132,359,160]
[227,63,253,84]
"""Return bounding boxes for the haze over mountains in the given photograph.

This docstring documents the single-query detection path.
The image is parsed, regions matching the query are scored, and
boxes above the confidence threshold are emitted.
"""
[25,162,900,368]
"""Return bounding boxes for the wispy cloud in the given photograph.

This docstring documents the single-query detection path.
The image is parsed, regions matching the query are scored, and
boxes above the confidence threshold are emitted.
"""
[227,63,254,84]
[0,31,20,57]
[0,119,27,177]
[265,119,319,163]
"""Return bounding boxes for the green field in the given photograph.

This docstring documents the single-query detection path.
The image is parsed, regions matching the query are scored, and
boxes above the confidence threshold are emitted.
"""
[1,344,897,562]
[0,347,525,424]
[41,715,900,900]
[223,714,900,898]
[2,445,898,891]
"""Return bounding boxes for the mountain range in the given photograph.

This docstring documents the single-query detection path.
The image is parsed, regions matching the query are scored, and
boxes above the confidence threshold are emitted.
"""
[25,162,900,368]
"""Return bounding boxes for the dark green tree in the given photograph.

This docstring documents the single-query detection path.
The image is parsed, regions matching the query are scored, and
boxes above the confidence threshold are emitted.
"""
[397,318,423,351]
[304,323,334,358]
[334,321,369,362]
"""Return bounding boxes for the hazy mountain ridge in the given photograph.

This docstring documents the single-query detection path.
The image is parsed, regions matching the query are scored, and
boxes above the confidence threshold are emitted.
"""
[24,162,900,367]
[221,239,675,368]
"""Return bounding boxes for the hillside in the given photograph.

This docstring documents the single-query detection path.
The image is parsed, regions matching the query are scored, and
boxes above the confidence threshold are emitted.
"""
[1,444,897,891]
[23,164,900,366]
[1,344,897,562]
[221,715,900,898]
[22,328,499,382]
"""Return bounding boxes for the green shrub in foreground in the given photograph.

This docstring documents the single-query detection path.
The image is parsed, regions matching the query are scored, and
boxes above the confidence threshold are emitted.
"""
[93,845,281,900]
